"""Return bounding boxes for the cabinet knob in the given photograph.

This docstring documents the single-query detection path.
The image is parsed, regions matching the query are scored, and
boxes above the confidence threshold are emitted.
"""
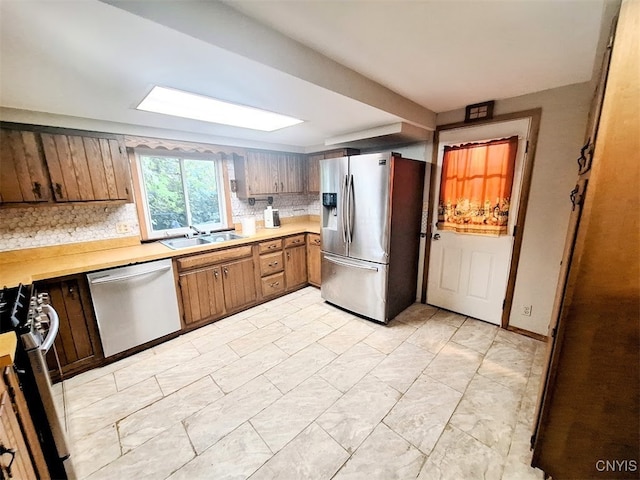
[223,267,229,277]
[214,269,219,279]
[55,183,64,198]
[287,252,290,260]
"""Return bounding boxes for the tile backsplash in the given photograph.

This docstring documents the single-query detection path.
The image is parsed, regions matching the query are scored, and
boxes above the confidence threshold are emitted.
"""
[0,159,320,253]
[0,203,140,252]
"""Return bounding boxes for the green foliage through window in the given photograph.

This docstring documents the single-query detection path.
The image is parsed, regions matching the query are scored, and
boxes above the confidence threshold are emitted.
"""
[140,154,223,233]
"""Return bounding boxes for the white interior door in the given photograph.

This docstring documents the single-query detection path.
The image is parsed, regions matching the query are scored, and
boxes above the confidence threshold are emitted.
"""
[427,118,530,324]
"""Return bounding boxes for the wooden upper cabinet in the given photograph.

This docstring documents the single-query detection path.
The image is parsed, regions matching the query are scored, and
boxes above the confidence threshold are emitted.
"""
[277,153,304,193]
[234,150,303,197]
[305,148,359,194]
[41,132,131,202]
[0,128,52,203]
[306,154,322,194]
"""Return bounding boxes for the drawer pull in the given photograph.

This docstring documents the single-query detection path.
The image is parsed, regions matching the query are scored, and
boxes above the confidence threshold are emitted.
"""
[270,281,280,287]
[268,244,277,249]
[268,261,278,267]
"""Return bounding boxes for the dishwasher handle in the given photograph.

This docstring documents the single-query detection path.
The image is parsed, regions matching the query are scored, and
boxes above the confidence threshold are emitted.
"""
[88,265,172,285]
[40,304,60,353]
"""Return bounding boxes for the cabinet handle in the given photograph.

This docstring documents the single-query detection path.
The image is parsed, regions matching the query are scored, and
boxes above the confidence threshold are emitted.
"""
[54,183,64,198]
[268,261,278,267]
[268,244,277,249]
[281,182,284,192]
[214,269,219,279]
[270,281,280,287]
[32,182,42,199]
[274,182,278,192]
[287,252,291,260]
[0,444,16,478]
[223,267,229,277]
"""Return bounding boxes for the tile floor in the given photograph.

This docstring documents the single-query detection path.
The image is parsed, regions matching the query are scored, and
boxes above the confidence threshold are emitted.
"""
[54,286,547,480]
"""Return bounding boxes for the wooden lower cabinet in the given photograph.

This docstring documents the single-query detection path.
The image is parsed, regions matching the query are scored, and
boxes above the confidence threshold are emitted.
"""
[178,266,225,325]
[177,248,258,326]
[221,257,258,311]
[36,275,104,379]
[285,245,307,291]
[0,367,49,480]
[306,234,321,287]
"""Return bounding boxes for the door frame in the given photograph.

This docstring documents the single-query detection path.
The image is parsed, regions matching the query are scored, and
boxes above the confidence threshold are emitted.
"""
[421,108,542,330]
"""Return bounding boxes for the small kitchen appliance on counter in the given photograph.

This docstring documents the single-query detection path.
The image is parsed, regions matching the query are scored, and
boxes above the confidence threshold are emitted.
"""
[264,206,281,228]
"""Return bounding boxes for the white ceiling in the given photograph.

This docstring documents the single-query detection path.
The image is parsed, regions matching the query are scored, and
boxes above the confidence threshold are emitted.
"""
[0,0,607,150]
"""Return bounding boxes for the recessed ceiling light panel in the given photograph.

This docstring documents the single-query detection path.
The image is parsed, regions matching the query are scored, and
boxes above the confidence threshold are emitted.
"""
[136,86,304,132]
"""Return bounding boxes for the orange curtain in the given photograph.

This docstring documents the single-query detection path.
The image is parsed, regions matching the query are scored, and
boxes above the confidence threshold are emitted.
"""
[438,136,518,236]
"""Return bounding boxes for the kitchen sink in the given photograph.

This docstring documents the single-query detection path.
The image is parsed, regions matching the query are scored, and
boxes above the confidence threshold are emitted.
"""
[203,232,245,243]
[160,232,245,249]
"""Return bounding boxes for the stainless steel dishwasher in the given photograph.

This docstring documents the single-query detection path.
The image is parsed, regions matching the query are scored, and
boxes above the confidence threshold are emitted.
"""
[87,259,181,357]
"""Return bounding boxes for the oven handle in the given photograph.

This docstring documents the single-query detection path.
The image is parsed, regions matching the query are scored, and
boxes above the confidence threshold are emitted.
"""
[40,304,60,353]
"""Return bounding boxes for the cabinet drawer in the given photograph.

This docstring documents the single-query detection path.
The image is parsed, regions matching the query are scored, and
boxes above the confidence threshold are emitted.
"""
[261,272,285,297]
[259,239,282,254]
[308,234,321,246]
[177,245,253,271]
[260,252,284,276]
[284,234,306,248]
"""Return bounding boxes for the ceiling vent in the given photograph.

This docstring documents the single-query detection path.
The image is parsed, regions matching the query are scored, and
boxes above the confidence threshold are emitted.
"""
[324,122,431,149]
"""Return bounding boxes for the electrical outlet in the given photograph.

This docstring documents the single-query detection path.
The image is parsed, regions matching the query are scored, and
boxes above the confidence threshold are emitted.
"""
[116,222,130,234]
[522,305,532,316]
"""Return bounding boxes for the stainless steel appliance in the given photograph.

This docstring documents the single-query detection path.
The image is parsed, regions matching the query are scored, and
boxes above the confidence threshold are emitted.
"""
[0,284,75,479]
[320,152,425,323]
[87,259,181,357]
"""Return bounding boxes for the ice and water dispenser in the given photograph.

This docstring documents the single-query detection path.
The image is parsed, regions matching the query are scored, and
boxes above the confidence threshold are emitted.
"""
[322,192,338,230]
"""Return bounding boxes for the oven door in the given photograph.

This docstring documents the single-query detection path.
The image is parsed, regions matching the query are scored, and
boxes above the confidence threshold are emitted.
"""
[24,304,76,480]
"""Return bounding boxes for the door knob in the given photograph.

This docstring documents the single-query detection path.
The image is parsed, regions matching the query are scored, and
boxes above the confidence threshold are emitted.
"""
[433,233,441,240]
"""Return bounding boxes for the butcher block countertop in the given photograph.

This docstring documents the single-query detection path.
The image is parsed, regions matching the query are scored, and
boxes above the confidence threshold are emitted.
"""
[0,218,320,288]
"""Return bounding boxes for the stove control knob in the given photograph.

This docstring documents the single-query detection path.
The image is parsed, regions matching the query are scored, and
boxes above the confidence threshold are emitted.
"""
[37,293,50,305]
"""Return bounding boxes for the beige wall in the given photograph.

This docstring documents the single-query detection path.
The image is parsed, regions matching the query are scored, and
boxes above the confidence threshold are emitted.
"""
[436,82,592,336]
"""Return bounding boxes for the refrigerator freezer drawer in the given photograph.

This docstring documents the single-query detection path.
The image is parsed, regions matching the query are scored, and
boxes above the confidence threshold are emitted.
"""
[321,253,388,323]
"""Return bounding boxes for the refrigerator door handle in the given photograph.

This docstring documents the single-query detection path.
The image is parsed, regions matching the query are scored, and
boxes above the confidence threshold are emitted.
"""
[347,174,355,243]
[341,174,349,243]
[324,255,379,271]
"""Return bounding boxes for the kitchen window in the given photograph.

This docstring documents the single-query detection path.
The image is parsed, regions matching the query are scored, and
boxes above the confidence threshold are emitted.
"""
[135,150,230,239]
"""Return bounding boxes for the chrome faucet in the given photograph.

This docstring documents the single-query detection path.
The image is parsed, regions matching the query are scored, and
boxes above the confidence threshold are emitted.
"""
[188,225,207,237]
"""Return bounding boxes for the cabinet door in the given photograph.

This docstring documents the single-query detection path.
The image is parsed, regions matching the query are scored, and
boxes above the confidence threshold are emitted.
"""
[306,234,321,286]
[285,245,308,290]
[222,257,258,311]
[40,276,104,378]
[278,153,304,193]
[0,390,37,480]
[179,266,225,325]
[241,150,278,196]
[0,128,52,203]
[40,132,131,202]
[306,154,322,194]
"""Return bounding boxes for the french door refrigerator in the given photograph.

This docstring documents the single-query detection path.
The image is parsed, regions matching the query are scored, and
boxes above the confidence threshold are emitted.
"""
[320,152,425,323]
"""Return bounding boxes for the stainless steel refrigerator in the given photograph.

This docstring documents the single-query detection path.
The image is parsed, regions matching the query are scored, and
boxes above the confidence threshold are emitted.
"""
[320,152,425,324]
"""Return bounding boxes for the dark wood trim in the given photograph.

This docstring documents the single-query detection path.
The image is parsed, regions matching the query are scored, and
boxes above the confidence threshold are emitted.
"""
[420,131,440,304]
[419,108,543,335]
[506,325,548,343]
[501,109,542,329]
